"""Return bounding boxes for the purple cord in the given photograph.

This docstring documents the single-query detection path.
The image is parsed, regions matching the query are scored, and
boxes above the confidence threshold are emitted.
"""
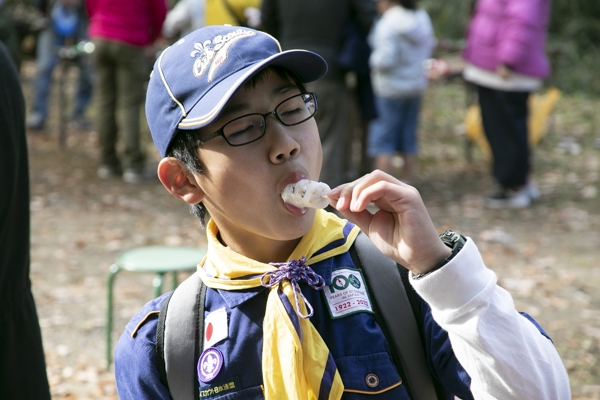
[261,257,326,319]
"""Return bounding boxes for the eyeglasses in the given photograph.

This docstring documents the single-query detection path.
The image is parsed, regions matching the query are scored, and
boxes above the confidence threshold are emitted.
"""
[199,92,318,146]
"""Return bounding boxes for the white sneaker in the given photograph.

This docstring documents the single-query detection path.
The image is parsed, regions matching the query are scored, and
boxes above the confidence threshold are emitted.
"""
[97,165,121,179]
[26,113,45,130]
[122,168,158,184]
[527,182,541,201]
[485,186,531,209]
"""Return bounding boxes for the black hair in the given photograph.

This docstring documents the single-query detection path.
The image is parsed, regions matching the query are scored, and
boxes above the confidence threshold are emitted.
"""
[398,0,417,10]
[165,65,308,226]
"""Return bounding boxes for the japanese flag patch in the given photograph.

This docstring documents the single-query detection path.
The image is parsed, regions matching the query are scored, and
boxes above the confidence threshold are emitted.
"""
[203,307,228,349]
[322,268,374,319]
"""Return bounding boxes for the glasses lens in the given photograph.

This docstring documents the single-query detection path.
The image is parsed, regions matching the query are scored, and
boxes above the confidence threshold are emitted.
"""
[222,114,265,145]
[276,93,316,126]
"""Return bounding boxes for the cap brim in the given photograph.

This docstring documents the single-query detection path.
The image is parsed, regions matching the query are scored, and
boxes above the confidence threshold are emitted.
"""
[177,49,327,130]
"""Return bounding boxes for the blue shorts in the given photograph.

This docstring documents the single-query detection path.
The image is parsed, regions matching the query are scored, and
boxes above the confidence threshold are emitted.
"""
[367,95,421,156]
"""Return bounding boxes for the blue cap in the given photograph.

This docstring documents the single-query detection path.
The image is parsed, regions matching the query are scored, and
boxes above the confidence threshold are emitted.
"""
[146,25,328,157]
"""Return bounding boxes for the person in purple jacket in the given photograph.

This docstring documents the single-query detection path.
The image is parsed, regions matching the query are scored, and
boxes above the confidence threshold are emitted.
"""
[462,0,551,209]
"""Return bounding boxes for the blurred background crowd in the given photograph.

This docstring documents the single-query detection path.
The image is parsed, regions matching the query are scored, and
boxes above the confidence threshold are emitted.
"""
[1,0,600,398]
[0,0,598,200]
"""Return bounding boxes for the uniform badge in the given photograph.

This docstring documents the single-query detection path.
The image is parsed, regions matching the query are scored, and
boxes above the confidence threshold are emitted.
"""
[204,307,228,349]
[322,267,374,319]
[198,348,224,383]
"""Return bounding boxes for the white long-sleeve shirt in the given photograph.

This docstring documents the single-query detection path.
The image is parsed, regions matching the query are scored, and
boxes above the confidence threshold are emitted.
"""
[412,238,571,399]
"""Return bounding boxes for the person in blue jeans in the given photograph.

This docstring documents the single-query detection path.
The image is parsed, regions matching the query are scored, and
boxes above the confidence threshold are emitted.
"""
[27,0,92,131]
[367,0,434,184]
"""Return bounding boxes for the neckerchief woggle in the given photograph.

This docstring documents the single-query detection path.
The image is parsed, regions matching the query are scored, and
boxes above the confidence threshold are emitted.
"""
[197,209,360,399]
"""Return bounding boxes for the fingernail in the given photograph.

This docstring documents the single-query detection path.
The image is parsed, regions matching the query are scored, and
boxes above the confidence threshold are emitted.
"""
[327,186,340,196]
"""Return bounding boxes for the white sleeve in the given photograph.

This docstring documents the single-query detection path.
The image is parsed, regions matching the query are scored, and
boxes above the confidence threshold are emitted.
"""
[369,19,398,71]
[410,238,571,400]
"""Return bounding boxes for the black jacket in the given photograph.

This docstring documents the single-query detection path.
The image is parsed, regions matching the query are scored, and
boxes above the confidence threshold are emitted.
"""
[260,0,376,78]
[0,41,51,400]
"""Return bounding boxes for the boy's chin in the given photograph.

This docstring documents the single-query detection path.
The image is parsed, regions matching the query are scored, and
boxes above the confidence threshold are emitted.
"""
[283,208,317,236]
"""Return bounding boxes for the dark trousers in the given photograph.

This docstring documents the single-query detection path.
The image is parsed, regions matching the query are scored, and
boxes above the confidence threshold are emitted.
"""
[92,39,148,172]
[306,76,352,188]
[477,85,531,189]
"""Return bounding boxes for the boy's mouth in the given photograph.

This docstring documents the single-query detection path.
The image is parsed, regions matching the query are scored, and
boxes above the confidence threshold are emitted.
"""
[282,201,309,216]
[278,171,315,216]
[278,171,309,194]
[281,179,330,209]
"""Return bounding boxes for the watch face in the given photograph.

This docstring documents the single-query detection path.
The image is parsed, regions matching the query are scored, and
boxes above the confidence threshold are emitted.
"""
[440,230,462,247]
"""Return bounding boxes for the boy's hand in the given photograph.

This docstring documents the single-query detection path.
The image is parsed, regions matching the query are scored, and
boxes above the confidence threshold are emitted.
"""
[327,170,451,275]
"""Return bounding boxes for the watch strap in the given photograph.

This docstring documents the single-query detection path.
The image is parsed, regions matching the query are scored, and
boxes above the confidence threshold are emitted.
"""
[413,230,466,280]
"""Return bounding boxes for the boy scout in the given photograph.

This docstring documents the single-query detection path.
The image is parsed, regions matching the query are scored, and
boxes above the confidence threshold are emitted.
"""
[114,25,570,399]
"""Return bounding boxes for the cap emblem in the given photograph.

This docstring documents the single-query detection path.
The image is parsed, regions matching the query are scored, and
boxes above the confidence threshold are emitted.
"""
[191,29,256,82]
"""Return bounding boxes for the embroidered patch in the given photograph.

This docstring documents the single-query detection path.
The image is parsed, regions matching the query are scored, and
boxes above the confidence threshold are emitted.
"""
[322,268,374,319]
[203,307,228,349]
[190,29,256,82]
[199,376,242,398]
[198,348,224,383]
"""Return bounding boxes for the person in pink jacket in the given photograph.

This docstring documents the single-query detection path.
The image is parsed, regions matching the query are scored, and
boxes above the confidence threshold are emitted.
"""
[462,0,551,209]
[87,0,167,183]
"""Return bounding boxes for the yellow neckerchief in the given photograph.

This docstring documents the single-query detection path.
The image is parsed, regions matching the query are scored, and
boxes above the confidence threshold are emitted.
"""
[198,209,360,399]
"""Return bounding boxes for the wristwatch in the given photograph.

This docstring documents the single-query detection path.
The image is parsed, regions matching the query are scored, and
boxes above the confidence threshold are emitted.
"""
[413,230,466,280]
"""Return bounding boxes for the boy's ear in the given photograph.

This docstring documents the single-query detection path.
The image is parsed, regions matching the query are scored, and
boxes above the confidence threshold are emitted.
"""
[157,157,205,205]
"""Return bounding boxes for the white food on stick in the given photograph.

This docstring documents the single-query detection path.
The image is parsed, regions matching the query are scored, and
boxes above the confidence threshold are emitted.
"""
[281,179,331,209]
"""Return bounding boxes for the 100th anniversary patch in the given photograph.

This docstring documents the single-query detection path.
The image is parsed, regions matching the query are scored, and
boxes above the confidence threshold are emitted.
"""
[322,267,374,319]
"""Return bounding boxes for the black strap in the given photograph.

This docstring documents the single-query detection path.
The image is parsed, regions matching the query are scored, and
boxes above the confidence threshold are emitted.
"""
[349,244,416,399]
[158,272,205,400]
[156,291,174,389]
[399,266,448,399]
[353,232,442,400]
[193,282,207,397]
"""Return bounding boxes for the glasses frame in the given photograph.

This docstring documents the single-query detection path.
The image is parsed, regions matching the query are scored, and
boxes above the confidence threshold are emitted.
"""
[198,92,318,147]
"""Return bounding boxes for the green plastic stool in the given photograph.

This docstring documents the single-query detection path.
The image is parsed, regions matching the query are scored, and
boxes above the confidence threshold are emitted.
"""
[106,246,207,368]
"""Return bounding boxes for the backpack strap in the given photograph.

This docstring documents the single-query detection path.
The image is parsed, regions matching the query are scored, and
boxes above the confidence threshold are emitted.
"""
[156,291,173,388]
[395,268,448,400]
[156,272,206,400]
[353,232,442,400]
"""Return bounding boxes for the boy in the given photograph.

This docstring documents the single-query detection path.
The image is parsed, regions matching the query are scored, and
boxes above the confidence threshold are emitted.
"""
[114,25,570,399]
[368,0,435,183]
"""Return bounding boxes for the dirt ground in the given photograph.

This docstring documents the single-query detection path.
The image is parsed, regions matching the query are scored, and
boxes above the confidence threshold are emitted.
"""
[20,60,600,399]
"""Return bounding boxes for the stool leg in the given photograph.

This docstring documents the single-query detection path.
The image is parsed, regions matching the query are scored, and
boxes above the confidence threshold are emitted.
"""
[172,271,178,290]
[106,264,120,370]
[153,273,164,298]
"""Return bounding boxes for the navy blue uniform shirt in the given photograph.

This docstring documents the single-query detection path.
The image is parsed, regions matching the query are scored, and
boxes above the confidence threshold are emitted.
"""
[115,250,481,399]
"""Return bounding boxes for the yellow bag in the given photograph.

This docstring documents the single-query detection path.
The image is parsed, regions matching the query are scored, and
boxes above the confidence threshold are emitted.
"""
[464,86,561,159]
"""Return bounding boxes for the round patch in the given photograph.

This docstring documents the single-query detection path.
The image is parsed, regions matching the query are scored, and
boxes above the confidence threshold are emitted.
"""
[197,348,224,383]
[206,322,213,342]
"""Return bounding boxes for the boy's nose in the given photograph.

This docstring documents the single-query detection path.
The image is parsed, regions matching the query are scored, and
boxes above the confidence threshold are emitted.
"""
[267,120,300,163]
